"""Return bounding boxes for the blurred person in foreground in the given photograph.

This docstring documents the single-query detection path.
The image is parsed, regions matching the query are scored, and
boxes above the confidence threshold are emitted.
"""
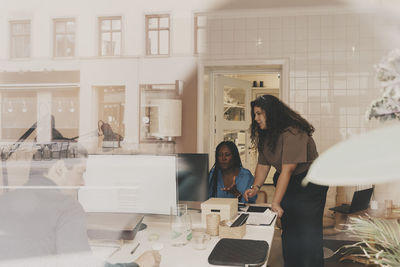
[0,142,160,267]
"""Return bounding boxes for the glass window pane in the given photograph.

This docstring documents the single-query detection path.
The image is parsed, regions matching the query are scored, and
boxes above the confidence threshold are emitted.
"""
[51,91,79,138]
[13,36,29,58]
[66,21,75,33]
[101,32,111,55]
[148,30,158,55]
[197,15,207,27]
[12,23,23,34]
[159,17,169,28]
[223,86,246,121]
[55,21,66,33]
[24,36,30,57]
[112,19,121,30]
[148,18,158,29]
[2,93,37,140]
[98,87,126,140]
[101,19,111,31]
[55,35,65,56]
[112,32,121,56]
[197,29,207,54]
[24,23,30,34]
[159,30,169,55]
[66,34,75,56]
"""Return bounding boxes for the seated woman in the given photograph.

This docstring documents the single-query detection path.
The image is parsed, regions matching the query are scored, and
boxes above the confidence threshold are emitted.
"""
[208,141,257,203]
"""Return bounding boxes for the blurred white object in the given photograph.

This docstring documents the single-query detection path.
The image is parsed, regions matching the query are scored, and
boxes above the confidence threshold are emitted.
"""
[149,99,182,138]
[304,124,400,186]
[370,200,378,210]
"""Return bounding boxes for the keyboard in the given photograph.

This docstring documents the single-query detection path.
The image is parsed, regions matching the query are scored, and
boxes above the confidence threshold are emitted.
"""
[246,209,277,226]
[231,213,249,227]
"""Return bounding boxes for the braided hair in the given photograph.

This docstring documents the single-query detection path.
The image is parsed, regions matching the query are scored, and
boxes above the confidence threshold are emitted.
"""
[210,141,242,197]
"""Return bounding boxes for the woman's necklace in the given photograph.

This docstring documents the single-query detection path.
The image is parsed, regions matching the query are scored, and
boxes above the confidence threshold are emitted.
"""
[221,167,239,188]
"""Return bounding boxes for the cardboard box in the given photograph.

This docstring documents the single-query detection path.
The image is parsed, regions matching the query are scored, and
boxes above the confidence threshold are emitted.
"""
[201,198,238,225]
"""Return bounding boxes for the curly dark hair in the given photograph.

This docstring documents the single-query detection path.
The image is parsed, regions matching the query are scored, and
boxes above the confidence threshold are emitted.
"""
[210,141,242,197]
[250,94,314,152]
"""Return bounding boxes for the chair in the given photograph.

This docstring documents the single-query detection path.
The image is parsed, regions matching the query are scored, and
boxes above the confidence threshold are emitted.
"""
[256,190,268,204]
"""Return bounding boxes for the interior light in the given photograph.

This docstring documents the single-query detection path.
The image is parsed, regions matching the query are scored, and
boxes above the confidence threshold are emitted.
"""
[21,100,28,113]
[57,100,63,113]
[69,100,75,113]
[7,101,13,113]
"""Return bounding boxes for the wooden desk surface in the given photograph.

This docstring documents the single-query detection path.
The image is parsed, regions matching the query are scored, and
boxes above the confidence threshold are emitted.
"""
[349,208,400,220]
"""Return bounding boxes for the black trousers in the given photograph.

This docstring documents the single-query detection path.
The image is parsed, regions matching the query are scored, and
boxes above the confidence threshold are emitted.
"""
[273,171,328,267]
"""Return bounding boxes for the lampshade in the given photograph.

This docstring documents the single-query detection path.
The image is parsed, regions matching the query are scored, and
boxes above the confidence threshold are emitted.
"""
[149,99,182,138]
[304,123,400,186]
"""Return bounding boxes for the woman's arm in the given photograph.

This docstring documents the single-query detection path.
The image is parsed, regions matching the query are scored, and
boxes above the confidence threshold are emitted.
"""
[271,163,296,217]
[243,164,270,202]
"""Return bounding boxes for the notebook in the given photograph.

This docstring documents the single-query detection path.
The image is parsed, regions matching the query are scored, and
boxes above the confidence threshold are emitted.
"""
[329,188,373,214]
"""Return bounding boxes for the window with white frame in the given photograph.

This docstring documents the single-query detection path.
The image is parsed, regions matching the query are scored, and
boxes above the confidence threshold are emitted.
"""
[194,14,207,55]
[146,14,170,56]
[98,16,122,56]
[54,18,75,57]
[1,92,37,140]
[10,20,31,59]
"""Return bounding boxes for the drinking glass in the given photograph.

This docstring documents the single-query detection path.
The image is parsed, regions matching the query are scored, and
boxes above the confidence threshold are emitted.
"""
[170,204,191,246]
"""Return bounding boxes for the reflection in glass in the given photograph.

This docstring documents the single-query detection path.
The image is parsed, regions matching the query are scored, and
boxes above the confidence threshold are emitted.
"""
[148,18,158,29]
[1,93,37,140]
[149,31,158,55]
[101,19,111,31]
[11,21,30,58]
[159,17,169,28]
[54,19,75,57]
[111,19,121,30]
[159,30,169,55]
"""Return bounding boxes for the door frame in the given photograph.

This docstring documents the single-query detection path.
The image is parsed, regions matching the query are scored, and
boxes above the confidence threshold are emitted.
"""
[197,59,289,166]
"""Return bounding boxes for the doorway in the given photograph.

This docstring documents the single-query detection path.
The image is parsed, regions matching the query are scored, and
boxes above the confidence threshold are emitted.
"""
[211,69,282,184]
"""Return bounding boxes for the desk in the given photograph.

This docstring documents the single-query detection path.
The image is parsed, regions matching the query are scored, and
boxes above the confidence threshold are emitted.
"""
[334,207,400,229]
[92,211,275,267]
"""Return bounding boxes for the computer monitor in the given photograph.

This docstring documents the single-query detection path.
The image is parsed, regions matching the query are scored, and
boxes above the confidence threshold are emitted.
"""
[176,153,209,205]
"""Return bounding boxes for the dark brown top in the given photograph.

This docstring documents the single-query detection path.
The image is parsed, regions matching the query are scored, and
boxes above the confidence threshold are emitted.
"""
[257,127,318,175]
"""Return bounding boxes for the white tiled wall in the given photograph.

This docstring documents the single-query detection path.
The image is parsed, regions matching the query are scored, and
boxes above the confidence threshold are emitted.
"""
[205,11,400,204]
[205,11,398,152]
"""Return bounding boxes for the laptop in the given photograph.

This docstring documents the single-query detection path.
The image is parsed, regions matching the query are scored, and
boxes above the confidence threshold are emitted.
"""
[329,187,373,214]
[86,212,144,240]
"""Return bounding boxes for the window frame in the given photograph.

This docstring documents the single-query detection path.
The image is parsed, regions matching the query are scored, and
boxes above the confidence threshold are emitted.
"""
[9,20,31,59]
[53,18,76,58]
[98,16,122,57]
[145,14,170,56]
[194,13,207,55]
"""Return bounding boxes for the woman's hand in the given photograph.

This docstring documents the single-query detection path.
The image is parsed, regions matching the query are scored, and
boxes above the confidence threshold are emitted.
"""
[222,184,242,198]
[243,187,258,202]
[272,202,284,218]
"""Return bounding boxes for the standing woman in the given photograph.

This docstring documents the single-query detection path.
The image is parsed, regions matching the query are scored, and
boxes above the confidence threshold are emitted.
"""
[243,95,328,267]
